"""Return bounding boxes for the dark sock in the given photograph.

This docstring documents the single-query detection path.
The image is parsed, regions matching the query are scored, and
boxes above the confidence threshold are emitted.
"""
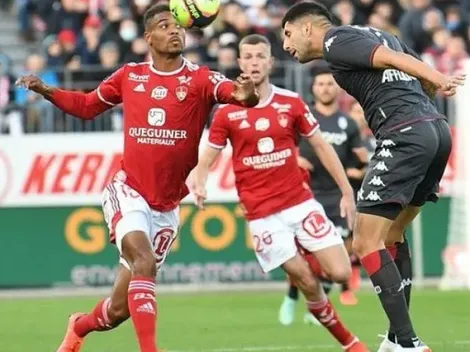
[340,283,349,292]
[361,249,417,347]
[288,285,299,300]
[387,239,413,342]
[321,278,334,295]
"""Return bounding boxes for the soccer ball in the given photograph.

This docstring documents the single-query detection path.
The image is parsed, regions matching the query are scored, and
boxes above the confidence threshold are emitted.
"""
[169,0,221,28]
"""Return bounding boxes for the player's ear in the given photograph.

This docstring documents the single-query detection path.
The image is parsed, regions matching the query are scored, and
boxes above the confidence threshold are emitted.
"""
[144,31,152,47]
[302,21,313,38]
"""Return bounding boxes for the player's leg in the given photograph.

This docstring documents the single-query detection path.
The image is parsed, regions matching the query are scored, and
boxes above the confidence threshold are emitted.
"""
[283,253,367,351]
[279,274,300,326]
[377,206,419,351]
[56,265,132,352]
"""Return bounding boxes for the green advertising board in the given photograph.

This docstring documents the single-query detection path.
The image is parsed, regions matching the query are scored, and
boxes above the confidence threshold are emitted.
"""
[0,199,451,288]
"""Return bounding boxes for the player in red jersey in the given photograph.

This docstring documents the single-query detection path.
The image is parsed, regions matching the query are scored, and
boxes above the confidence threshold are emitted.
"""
[192,34,369,352]
[16,4,258,352]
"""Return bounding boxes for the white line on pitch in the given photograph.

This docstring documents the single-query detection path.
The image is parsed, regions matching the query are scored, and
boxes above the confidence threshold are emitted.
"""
[166,340,470,352]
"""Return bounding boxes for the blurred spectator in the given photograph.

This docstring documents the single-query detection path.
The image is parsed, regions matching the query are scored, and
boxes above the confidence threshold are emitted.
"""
[76,16,102,65]
[123,37,149,62]
[217,44,239,79]
[422,28,450,68]
[399,0,439,53]
[15,53,58,132]
[0,53,23,135]
[436,35,469,76]
[57,29,78,64]
[332,0,366,26]
[46,0,89,35]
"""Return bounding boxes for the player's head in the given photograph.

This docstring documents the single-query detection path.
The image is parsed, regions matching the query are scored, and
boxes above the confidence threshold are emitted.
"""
[143,3,185,56]
[311,67,339,106]
[238,34,274,86]
[282,1,333,63]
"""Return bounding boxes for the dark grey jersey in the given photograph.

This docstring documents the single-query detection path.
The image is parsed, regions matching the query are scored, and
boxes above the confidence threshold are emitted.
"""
[299,109,362,194]
[323,25,443,136]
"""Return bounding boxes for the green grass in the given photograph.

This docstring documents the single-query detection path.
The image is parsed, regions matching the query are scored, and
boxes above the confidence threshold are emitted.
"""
[0,289,469,351]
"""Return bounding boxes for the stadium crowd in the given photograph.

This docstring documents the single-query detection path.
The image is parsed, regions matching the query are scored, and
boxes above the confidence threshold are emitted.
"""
[0,0,468,133]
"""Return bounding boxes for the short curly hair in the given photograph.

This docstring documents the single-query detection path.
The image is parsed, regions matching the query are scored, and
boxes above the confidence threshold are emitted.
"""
[282,1,332,29]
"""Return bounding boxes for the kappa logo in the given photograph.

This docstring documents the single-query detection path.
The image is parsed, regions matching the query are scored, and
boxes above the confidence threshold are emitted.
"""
[324,35,337,52]
[382,139,396,147]
[373,161,389,171]
[397,278,412,292]
[365,191,382,201]
[151,86,168,100]
[377,148,393,158]
[357,188,364,201]
[368,175,385,187]
[338,116,348,130]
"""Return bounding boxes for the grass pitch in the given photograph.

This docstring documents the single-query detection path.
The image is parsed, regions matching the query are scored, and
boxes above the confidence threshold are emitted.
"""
[0,289,468,352]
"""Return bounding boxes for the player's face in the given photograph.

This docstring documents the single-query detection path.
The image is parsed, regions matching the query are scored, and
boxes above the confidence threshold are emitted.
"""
[145,12,185,55]
[283,21,317,63]
[312,73,339,105]
[238,43,273,85]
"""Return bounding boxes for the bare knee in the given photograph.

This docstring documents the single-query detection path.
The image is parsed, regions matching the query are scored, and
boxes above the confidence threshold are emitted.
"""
[327,265,351,284]
[108,299,130,325]
[130,250,157,277]
[352,213,392,258]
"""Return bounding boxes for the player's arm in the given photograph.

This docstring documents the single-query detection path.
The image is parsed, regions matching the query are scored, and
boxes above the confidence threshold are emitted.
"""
[324,28,465,96]
[200,68,259,107]
[192,108,229,209]
[16,66,124,120]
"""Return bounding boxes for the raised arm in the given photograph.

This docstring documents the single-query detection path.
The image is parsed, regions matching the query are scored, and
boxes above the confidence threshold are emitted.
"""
[371,46,465,96]
[199,68,259,107]
[16,66,125,120]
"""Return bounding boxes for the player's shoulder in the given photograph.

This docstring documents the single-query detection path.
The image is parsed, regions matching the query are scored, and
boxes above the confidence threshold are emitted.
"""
[271,85,304,105]
[325,25,370,42]
[214,102,247,119]
[114,61,152,81]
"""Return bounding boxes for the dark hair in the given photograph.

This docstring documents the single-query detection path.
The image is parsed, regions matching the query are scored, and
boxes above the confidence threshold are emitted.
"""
[312,64,332,84]
[144,3,170,29]
[239,34,272,54]
[282,1,332,29]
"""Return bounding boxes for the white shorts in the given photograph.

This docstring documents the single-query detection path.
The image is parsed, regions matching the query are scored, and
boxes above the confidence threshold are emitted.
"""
[248,199,343,273]
[101,179,179,271]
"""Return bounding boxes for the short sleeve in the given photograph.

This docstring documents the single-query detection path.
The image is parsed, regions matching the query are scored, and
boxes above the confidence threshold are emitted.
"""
[198,66,234,103]
[324,27,381,70]
[96,66,125,106]
[294,99,319,137]
[208,108,230,149]
[348,118,363,149]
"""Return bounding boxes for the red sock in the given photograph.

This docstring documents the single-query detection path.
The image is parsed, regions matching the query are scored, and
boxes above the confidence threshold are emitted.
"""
[74,297,113,337]
[128,276,157,352]
[307,299,355,347]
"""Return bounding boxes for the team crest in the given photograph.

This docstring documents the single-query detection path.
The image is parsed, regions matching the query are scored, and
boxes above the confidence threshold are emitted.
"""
[175,86,188,101]
[277,114,289,128]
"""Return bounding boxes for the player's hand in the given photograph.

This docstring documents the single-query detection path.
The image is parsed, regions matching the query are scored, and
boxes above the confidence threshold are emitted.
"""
[15,75,49,96]
[232,74,259,107]
[297,156,313,171]
[437,74,466,97]
[191,183,207,210]
[340,192,356,231]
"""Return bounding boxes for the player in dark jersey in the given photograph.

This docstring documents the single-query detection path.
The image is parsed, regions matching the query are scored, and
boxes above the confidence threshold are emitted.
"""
[279,67,369,326]
[281,2,465,352]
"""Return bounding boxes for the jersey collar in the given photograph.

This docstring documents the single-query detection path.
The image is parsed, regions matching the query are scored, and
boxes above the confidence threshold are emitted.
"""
[148,58,186,76]
[255,84,275,109]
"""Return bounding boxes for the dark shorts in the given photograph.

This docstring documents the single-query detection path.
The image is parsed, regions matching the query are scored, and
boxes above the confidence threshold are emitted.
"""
[316,192,350,239]
[357,118,452,220]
